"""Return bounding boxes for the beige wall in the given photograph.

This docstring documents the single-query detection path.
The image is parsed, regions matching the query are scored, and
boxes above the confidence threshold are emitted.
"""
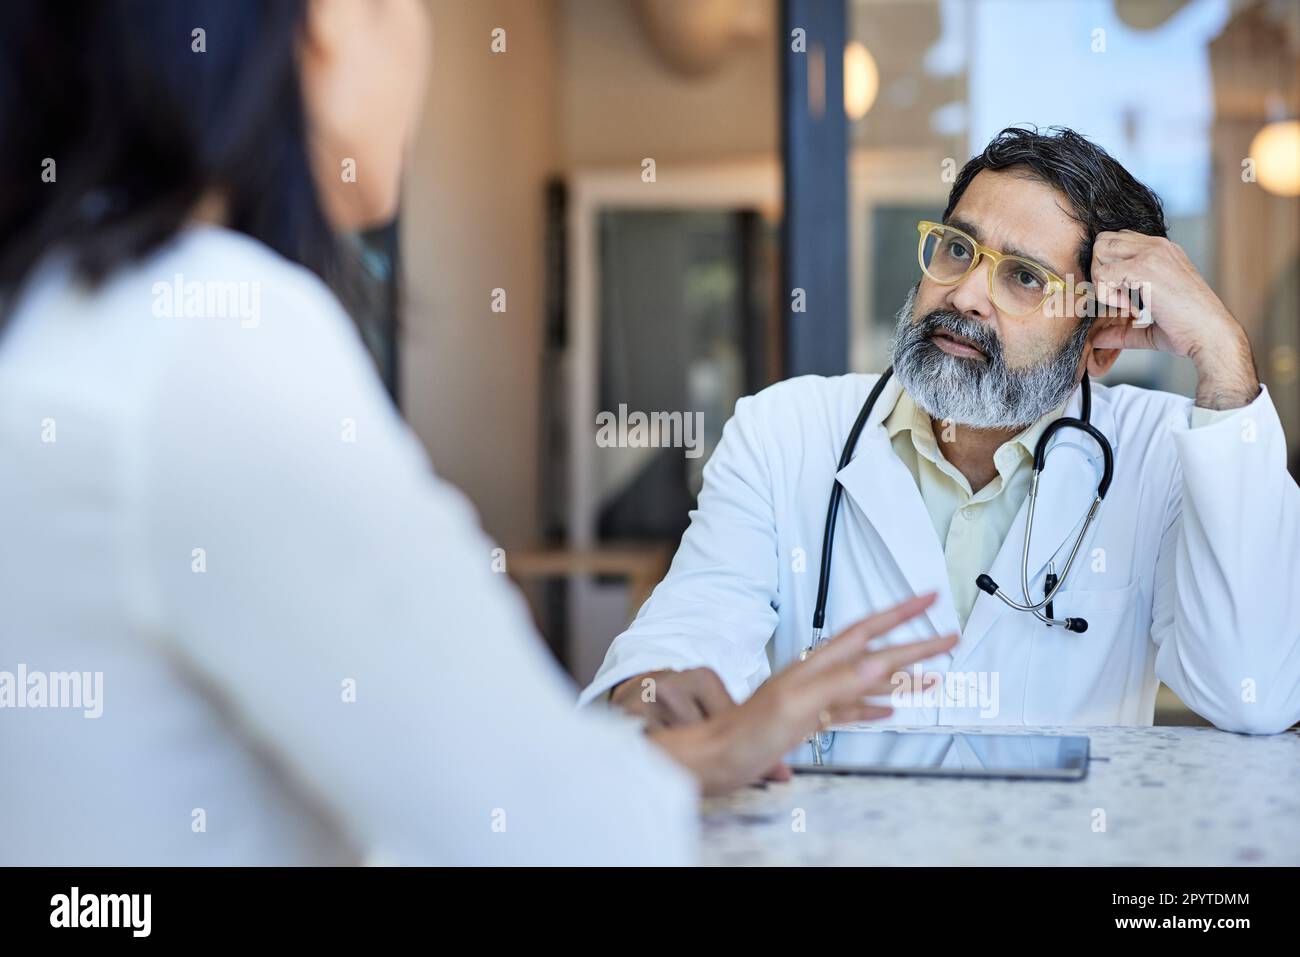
[402,0,561,545]
[559,0,777,166]
[402,0,779,544]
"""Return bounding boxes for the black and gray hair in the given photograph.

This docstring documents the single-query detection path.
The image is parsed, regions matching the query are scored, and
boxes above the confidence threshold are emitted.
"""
[943,126,1168,281]
[0,0,355,332]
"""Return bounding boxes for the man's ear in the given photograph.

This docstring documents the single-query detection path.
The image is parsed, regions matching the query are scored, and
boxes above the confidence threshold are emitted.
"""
[301,0,350,61]
[1085,322,1123,378]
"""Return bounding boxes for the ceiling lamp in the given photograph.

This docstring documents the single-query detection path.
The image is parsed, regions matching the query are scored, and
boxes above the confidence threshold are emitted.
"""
[844,40,879,120]
[1250,120,1300,197]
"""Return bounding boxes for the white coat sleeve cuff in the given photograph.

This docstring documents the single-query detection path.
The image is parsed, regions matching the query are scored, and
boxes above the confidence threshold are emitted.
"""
[1190,401,1253,429]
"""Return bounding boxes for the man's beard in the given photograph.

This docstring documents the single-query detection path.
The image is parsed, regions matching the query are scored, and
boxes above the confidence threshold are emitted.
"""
[889,284,1092,429]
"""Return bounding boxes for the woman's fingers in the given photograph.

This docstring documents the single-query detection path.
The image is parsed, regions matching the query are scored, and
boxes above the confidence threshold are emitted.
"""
[889,668,941,695]
[754,704,889,787]
[824,703,893,726]
[858,632,959,685]
[720,602,957,790]
[852,667,944,699]
[778,632,951,730]
[762,762,793,782]
[801,592,938,672]
[798,632,959,721]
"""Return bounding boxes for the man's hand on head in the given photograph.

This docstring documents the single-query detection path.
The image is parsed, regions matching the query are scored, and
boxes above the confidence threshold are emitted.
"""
[1088,230,1260,410]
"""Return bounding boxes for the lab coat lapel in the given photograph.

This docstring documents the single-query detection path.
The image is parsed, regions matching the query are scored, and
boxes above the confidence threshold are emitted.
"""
[954,383,1119,667]
[832,375,962,638]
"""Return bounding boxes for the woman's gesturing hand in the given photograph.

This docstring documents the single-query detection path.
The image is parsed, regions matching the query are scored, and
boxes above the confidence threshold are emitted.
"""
[651,593,957,796]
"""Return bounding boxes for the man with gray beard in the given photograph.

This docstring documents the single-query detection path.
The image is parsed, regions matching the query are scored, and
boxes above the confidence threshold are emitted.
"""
[889,283,1092,431]
[584,126,1300,737]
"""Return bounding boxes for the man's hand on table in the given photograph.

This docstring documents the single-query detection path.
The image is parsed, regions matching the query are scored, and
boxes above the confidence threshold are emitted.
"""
[609,667,735,729]
[609,666,795,783]
[624,594,955,796]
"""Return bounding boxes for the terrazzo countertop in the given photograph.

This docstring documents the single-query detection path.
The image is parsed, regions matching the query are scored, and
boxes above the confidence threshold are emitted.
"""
[699,726,1300,866]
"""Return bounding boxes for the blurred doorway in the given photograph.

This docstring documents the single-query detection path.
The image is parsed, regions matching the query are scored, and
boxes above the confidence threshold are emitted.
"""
[551,161,781,681]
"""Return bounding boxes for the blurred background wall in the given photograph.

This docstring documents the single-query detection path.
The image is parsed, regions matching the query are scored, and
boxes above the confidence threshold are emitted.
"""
[393,0,1299,722]
[401,0,559,548]
[401,0,779,550]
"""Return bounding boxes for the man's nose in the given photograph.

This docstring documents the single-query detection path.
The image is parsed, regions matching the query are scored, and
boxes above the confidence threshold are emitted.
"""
[945,256,997,321]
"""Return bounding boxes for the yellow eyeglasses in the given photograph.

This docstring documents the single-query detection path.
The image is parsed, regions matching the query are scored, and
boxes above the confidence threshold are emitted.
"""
[916,220,1066,318]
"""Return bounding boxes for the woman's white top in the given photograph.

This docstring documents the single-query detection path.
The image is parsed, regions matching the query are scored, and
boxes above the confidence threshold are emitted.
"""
[0,225,696,865]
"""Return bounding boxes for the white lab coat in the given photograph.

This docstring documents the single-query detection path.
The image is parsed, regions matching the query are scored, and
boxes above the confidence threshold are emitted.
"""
[0,226,697,865]
[581,373,1300,733]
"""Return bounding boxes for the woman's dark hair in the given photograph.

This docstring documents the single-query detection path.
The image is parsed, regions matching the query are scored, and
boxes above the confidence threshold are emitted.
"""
[0,0,353,329]
[943,126,1168,281]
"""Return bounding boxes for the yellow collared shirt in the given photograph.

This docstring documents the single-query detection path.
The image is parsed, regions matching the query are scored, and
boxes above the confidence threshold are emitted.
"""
[884,388,1237,629]
[884,389,1067,629]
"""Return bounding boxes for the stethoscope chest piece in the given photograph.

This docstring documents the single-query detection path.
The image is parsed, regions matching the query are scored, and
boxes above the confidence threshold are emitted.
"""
[809,368,1113,659]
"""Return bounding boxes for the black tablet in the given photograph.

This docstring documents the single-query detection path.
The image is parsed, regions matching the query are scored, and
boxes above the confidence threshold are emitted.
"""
[788,730,1090,781]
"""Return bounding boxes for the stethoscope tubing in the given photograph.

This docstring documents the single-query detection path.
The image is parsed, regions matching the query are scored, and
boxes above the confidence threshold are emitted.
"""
[810,367,1112,649]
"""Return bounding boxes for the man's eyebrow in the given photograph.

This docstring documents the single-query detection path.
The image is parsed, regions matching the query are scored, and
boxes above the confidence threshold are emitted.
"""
[944,216,1068,277]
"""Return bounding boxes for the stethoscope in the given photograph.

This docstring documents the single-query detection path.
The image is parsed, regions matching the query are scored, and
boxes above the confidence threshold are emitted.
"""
[803,366,1113,758]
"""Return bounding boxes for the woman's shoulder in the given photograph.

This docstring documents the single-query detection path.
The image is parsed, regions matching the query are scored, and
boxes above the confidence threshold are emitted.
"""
[133,225,391,416]
[3,223,391,455]
[6,223,355,350]
[115,224,373,394]
[144,224,352,331]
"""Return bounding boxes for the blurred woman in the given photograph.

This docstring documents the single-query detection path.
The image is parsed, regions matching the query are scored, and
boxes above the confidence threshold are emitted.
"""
[0,0,953,865]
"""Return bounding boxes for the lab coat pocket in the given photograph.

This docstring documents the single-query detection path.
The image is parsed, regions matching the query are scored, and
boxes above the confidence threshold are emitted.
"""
[1020,580,1145,726]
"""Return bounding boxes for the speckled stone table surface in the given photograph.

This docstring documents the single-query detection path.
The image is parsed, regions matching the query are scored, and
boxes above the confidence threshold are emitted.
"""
[699,726,1300,866]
